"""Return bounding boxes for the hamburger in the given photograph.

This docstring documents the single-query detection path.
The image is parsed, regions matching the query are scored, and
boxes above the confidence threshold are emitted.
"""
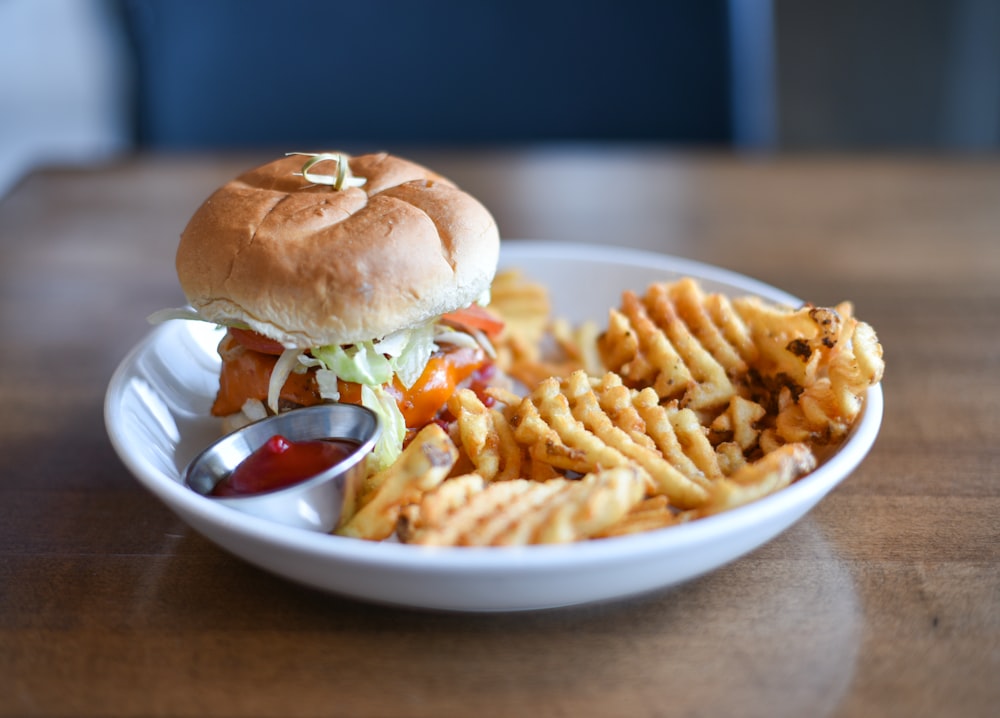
[156,151,503,469]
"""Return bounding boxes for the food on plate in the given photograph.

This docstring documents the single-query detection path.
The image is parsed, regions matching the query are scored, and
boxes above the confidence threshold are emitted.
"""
[593,495,685,538]
[487,269,603,387]
[350,274,881,546]
[598,278,884,446]
[158,151,503,469]
[337,423,458,541]
[160,162,884,547]
[446,388,524,482]
[397,466,646,546]
[699,442,816,516]
[505,372,713,509]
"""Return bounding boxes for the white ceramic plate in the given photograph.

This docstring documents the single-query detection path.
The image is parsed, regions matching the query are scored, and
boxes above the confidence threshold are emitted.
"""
[105,242,883,612]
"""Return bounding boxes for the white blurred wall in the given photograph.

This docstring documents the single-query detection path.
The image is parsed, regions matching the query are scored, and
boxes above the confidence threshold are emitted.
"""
[0,0,131,197]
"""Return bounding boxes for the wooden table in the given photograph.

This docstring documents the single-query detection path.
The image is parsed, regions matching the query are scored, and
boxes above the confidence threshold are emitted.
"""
[1,147,997,717]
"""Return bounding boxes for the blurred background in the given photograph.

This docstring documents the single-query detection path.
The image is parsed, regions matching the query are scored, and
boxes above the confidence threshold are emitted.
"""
[1,0,998,197]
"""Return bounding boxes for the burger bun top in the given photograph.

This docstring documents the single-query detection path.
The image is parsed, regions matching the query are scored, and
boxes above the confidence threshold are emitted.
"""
[175,152,500,348]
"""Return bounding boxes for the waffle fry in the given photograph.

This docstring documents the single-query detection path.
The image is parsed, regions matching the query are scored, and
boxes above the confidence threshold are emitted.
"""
[600,279,884,449]
[710,395,767,451]
[333,272,884,546]
[398,466,646,546]
[594,496,692,538]
[488,268,550,347]
[506,371,715,509]
[447,388,522,482]
[699,442,816,516]
[599,280,755,412]
[336,423,458,541]
[775,314,884,443]
[488,268,604,389]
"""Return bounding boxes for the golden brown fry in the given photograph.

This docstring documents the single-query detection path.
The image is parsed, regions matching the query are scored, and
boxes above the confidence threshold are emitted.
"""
[448,389,499,479]
[336,424,459,541]
[761,312,884,445]
[385,273,885,545]
[599,277,884,453]
[531,379,635,474]
[702,290,759,366]
[614,291,693,399]
[397,473,486,544]
[667,278,756,371]
[731,297,834,388]
[599,285,743,411]
[447,388,522,482]
[594,496,684,538]
[710,395,767,452]
[593,373,655,450]
[700,442,816,516]
[399,466,647,546]
[646,283,733,408]
[488,268,551,345]
[497,372,715,509]
[551,317,604,377]
[599,307,655,385]
[562,371,710,508]
[630,388,713,483]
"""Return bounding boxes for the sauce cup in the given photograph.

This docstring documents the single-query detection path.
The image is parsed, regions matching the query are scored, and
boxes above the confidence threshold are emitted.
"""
[184,404,381,532]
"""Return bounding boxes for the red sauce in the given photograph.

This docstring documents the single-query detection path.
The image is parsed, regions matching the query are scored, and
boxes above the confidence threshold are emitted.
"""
[211,434,359,497]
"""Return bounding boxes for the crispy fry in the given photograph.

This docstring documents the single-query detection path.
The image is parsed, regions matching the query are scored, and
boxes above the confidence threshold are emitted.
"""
[710,395,767,452]
[600,278,884,452]
[488,268,551,346]
[630,389,716,483]
[599,285,741,411]
[700,442,816,516]
[337,424,458,541]
[363,273,885,545]
[399,466,647,546]
[447,388,522,482]
[731,297,838,388]
[594,496,686,537]
[594,373,655,450]
[526,380,634,475]
[562,371,710,508]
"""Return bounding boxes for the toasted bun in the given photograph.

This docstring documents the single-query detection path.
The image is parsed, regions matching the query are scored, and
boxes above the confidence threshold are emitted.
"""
[176,152,499,347]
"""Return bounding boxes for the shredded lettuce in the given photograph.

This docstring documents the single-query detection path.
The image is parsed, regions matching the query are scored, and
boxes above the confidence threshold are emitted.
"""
[312,324,437,390]
[385,323,436,388]
[268,348,305,413]
[307,324,438,469]
[146,307,209,325]
[361,384,406,471]
[313,368,341,401]
[312,342,392,386]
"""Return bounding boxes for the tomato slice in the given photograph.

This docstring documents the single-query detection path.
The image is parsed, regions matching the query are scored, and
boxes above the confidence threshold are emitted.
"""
[228,327,287,355]
[440,305,505,339]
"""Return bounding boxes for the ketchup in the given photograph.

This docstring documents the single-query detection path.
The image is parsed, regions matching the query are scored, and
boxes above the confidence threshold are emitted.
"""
[211,434,359,497]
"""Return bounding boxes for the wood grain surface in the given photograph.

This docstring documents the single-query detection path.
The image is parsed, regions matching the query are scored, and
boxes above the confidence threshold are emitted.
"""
[0,148,996,718]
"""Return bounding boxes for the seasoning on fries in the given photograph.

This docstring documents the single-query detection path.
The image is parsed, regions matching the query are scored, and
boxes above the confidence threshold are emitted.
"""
[349,272,885,546]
